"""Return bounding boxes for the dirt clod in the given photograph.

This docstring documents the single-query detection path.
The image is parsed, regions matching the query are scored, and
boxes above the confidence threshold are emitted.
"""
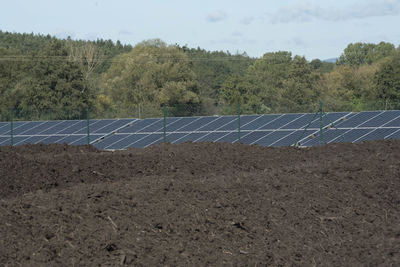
[0,141,400,266]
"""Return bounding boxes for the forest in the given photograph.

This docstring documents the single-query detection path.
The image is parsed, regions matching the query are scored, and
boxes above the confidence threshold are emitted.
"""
[0,30,399,120]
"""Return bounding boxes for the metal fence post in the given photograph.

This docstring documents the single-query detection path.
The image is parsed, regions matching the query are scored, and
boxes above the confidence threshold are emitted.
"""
[237,103,241,143]
[87,107,90,146]
[10,108,14,146]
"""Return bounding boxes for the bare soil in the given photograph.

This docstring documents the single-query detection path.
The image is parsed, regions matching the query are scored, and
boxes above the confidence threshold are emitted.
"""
[0,141,399,266]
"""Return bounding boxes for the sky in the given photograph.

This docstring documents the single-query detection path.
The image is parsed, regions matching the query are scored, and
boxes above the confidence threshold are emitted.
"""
[1,0,400,60]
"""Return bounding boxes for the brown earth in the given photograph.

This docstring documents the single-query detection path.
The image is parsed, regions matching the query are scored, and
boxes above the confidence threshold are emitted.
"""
[0,141,399,266]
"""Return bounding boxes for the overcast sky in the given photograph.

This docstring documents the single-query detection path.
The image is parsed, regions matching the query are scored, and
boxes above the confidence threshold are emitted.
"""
[1,0,400,60]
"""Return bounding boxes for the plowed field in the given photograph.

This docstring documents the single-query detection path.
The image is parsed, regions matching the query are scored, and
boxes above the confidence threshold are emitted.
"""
[1,141,399,266]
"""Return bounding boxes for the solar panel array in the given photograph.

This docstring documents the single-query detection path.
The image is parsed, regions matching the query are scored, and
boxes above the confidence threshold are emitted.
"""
[1,110,400,149]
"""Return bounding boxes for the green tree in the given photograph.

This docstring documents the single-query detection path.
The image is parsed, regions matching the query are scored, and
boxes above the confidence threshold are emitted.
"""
[246,51,293,113]
[280,56,319,112]
[375,52,400,109]
[337,42,395,66]
[11,39,90,119]
[101,39,201,117]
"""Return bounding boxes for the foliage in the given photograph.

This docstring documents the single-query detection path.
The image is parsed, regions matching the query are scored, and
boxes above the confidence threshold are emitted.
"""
[0,30,400,119]
[337,42,395,66]
[100,39,201,117]
[375,51,400,109]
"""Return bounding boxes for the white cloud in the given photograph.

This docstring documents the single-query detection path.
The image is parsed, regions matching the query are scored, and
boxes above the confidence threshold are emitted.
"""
[206,10,227,23]
[119,30,133,35]
[240,16,255,25]
[231,30,243,37]
[287,37,306,47]
[270,0,400,24]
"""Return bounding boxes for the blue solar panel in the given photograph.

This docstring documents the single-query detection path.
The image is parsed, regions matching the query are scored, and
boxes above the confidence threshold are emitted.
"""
[39,120,79,134]
[139,118,178,133]
[0,122,10,135]
[281,114,316,129]
[385,129,400,139]
[260,114,304,130]
[241,114,281,130]
[1,110,400,149]
[382,115,400,127]
[240,131,273,145]
[132,133,164,148]
[216,132,240,143]
[3,121,27,135]
[308,112,351,128]
[216,118,240,131]
[177,116,219,132]
[358,111,400,127]
[102,134,146,149]
[93,133,130,149]
[70,135,103,145]
[336,111,382,127]
[21,121,62,135]
[164,117,198,132]
[253,130,295,146]
[39,135,69,144]
[119,118,161,133]
[330,128,372,143]
[54,135,85,145]
[57,121,86,134]
[194,132,231,142]
[0,137,10,146]
[12,122,43,135]
[272,130,317,147]
[301,129,349,146]
[10,136,31,145]
[165,132,190,143]
[196,116,236,131]
[354,128,400,143]
[96,119,134,134]
[15,135,47,145]
[170,132,208,144]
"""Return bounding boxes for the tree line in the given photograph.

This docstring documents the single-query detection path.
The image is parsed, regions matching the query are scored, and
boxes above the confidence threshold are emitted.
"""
[0,30,399,120]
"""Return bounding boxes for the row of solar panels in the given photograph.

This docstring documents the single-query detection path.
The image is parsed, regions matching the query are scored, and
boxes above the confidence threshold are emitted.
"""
[1,110,400,149]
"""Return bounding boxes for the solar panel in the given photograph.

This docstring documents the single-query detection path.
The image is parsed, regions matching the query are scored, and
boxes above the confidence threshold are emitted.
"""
[358,110,400,127]
[240,131,273,145]
[170,132,207,144]
[194,132,231,142]
[252,130,296,146]
[306,112,350,128]
[177,116,219,131]
[260,114,306,130]
[329,128,372,143]
[241,114,281,130]
[271,130,317,147]
[354,128,399,143]
[39,120,80,134]
[163,117,199,132]
[119,118,161,133]
[1,110,400,149]
[132,133,163,148]
[386,129,400,139]
[335,111,383,128]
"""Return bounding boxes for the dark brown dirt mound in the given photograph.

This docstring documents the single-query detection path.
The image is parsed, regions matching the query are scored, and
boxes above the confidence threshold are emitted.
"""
[0,141,399,266]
